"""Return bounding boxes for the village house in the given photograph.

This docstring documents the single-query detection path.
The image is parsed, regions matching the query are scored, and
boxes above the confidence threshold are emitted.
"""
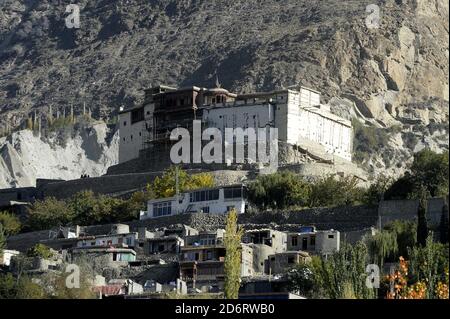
[243,229,287,274]
[287,226,340,257]
[144,235,184,255]
[139,185,246,220]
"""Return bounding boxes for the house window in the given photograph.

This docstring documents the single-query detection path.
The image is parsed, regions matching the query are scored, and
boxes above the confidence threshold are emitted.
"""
[328,234,334,239]
[153,201,172,217]
[224,187,243,199]
[126,237,132,246]
[291,236,298,247]
[189,189,219,202]
[123,121,127,126]
[310,236,316,245]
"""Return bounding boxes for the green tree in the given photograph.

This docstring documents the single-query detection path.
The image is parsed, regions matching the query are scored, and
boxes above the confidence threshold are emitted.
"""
[27,244,54,259]
[223,209,243,299]
[383,220,417,259]
[28,197,74,230]
[312,242,375,299]
[411,149,449,197]
[0,225,5,259]
[309,175,363,208]
[440,201,449,244]
[286,263,315,298]
[247,171,311,210]
[0,273,46,299]
[365,230,398,267]
[385,150,449,200]
[363,175,392,206]
[417,191,429,247]
[0,211,21,236]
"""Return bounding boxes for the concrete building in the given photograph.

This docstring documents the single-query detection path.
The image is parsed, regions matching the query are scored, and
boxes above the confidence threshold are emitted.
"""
[71,247,137,266]
[243,229,287,274]
[144,235,184,255]
[268,251,311,274]
[287,227,340,257]
[118,84,353,165]
[139,185,246,220]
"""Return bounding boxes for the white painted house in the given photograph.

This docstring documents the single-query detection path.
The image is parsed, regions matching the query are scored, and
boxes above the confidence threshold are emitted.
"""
[140,185,246,220]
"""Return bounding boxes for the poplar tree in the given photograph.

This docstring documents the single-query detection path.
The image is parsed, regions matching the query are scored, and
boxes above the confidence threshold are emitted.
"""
[223,209,243,299]
[417,189,429,247]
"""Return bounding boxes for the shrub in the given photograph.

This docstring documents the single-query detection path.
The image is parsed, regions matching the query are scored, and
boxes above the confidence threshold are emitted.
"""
[0,212,21,236]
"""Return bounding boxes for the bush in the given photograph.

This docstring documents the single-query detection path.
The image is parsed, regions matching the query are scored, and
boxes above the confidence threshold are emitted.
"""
[309,175,364,208]
[0,212,21,236]
[352,119,390,164]
[27,244,54,259]
[247,171,311,210]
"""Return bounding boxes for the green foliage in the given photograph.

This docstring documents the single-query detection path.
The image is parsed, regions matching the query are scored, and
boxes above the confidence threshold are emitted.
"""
[352,119,390,164]
[383,220,417,259]
[286,263,315,298]
[362,175,393,206]
[440,202,449,244]
[312,242,375,299]
[0,273,46,299]
[223,209,243,299]
[247,172,365,210]
[0,225,5,257]
[417,192,429,247]
[408,235,449,299]
[151,166,215,199]
[411,149,449,197]
[309,175,363,208]
[247,171,311,210]
[385,149,449,200]
[365,230,398,267]
[27,244,54,259]
[0,211,21,237]
[28,191,140,231]
[28,197,74,231]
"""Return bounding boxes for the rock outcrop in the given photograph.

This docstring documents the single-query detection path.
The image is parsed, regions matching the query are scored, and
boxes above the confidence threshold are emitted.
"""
[0,122,118,188]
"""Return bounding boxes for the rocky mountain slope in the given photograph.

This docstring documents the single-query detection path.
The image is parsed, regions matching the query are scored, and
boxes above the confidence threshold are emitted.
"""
[0,122,118,188]
[0,0,448,181]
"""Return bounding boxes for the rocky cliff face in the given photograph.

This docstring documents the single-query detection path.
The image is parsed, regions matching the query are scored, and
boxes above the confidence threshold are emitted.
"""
[0,122,118,188]
[0,0,448,180]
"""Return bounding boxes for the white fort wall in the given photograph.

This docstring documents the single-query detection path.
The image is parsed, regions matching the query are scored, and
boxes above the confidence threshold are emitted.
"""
[118,86,352,164]
[119,103,154,163]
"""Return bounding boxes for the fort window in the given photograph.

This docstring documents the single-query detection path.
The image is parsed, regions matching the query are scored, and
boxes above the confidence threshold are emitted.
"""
[131,108,144,124]
[328,234,334,239]
[291,236,298,247]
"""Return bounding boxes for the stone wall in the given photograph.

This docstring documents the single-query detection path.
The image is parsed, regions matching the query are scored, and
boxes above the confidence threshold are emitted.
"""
[378,197,447,228]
